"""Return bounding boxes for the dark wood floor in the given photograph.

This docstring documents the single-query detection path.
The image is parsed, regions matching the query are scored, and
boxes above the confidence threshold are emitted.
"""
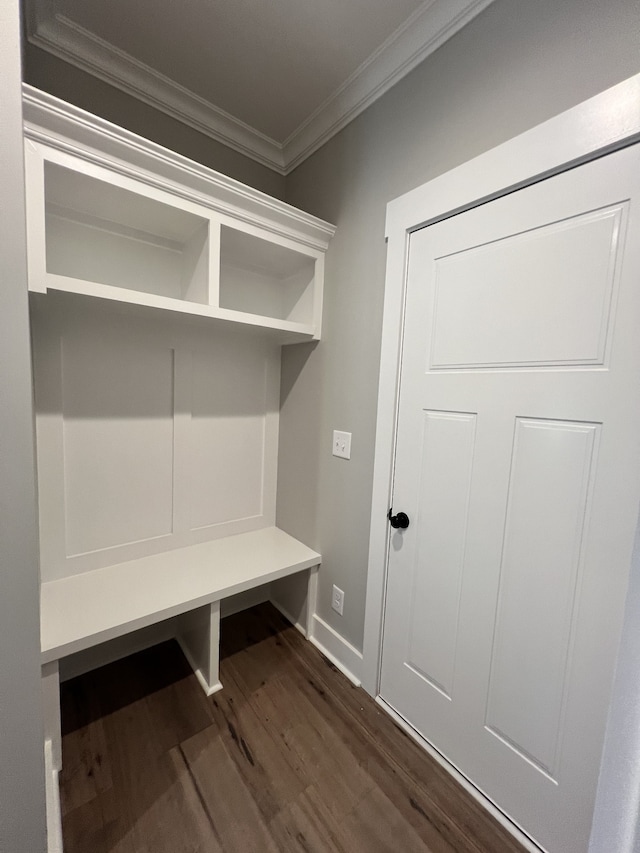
[59,603,526,853]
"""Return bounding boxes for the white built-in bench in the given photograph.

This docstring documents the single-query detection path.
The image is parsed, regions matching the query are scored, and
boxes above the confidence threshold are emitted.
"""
[41,526,320,781]
[24,87,333,853]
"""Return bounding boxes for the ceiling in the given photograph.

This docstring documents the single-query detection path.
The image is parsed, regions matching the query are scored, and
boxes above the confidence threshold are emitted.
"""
[26,0,495,174]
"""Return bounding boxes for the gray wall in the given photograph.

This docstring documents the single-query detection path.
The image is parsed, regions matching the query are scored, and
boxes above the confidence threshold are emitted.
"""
[1,1,47,849]
[24,44,286,200]
[278,0,640,651]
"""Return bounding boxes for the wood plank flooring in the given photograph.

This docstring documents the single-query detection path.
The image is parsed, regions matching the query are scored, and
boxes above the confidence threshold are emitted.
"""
[59,603,528,853]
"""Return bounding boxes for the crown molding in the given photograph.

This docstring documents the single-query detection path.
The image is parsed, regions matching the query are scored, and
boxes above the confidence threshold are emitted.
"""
[26,0,495,175]
[282,0,496,171]
[26,8,287,174]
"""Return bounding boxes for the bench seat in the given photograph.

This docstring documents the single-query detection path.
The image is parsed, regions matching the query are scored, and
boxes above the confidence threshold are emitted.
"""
[40,526,321,664]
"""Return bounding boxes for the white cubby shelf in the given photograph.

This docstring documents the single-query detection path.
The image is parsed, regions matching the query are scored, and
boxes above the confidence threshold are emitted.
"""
[24,85,334,344]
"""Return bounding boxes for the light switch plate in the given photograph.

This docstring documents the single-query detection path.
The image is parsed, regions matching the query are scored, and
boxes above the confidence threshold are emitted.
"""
[332,430,352,459]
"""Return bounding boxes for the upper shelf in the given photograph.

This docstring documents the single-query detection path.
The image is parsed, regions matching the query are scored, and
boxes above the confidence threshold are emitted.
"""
[23,85,335,343]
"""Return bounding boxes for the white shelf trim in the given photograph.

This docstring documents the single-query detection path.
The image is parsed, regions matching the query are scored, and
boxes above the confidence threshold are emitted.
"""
[25,93,333,340]
[33,280,319,342]
[23,84,335,252]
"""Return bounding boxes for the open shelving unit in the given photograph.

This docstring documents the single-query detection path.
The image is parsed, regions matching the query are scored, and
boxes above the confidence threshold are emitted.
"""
[24,85,335,847]
[43,160,212,304]
[24,92,331,343]
[218,223,318,325]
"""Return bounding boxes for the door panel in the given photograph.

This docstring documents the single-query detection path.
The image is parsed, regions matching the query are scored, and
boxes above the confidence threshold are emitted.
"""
[380,144,640,853]
[407,410,476,698]
[484,418,599,779]
[429,205,623,370]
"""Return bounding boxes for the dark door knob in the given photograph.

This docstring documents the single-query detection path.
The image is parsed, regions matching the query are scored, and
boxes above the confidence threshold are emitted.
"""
[388,509,410,529]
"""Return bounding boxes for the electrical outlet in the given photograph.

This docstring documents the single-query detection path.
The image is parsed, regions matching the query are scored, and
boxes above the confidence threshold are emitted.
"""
[332,430,352,459]
[331,584,345,616]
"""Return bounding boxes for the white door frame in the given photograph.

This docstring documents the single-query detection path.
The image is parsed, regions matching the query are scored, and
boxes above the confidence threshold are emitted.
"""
[362,73,640,848]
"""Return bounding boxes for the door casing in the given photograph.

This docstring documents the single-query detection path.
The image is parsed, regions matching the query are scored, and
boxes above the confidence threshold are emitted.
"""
[362,72,640,849]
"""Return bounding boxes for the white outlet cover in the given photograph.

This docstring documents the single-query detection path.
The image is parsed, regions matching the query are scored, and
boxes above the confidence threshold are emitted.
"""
[332,430,352,459]
[332,584,345,615]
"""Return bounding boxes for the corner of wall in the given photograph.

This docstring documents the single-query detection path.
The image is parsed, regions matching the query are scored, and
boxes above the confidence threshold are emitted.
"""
[307,613,364,687]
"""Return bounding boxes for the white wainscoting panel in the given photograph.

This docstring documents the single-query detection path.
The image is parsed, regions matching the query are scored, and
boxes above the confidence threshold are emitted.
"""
[187,342,269,530]
[32,300,280,581]
[61,334,175,557]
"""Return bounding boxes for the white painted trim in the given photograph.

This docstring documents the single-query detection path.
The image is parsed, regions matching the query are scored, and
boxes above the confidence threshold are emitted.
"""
[21,85,336,253]
[308,613,363,686]
[282,0,496,171]
[26,9,286,173]
[41,663,61,773]
[361,71,640,697]
[306,565,319,636]
[385,76,640,239]
[26,0,495,173]
[376,698,544,853]
[361,225,410,696]
[29,14,285,175]
[44,739,63,853]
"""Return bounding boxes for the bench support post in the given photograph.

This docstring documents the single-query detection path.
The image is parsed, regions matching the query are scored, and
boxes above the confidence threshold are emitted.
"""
[177,601,223,696]
[42,661,62,771]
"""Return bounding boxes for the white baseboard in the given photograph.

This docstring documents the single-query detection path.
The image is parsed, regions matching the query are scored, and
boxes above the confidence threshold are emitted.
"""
[44,739,63,853]
[271,597,308,637]
[376,697,544,853]
[308,613,363,687]
[192,668,223,697]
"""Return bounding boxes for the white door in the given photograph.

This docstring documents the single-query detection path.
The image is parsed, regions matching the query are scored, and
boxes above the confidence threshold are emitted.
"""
[380,143,640,853]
